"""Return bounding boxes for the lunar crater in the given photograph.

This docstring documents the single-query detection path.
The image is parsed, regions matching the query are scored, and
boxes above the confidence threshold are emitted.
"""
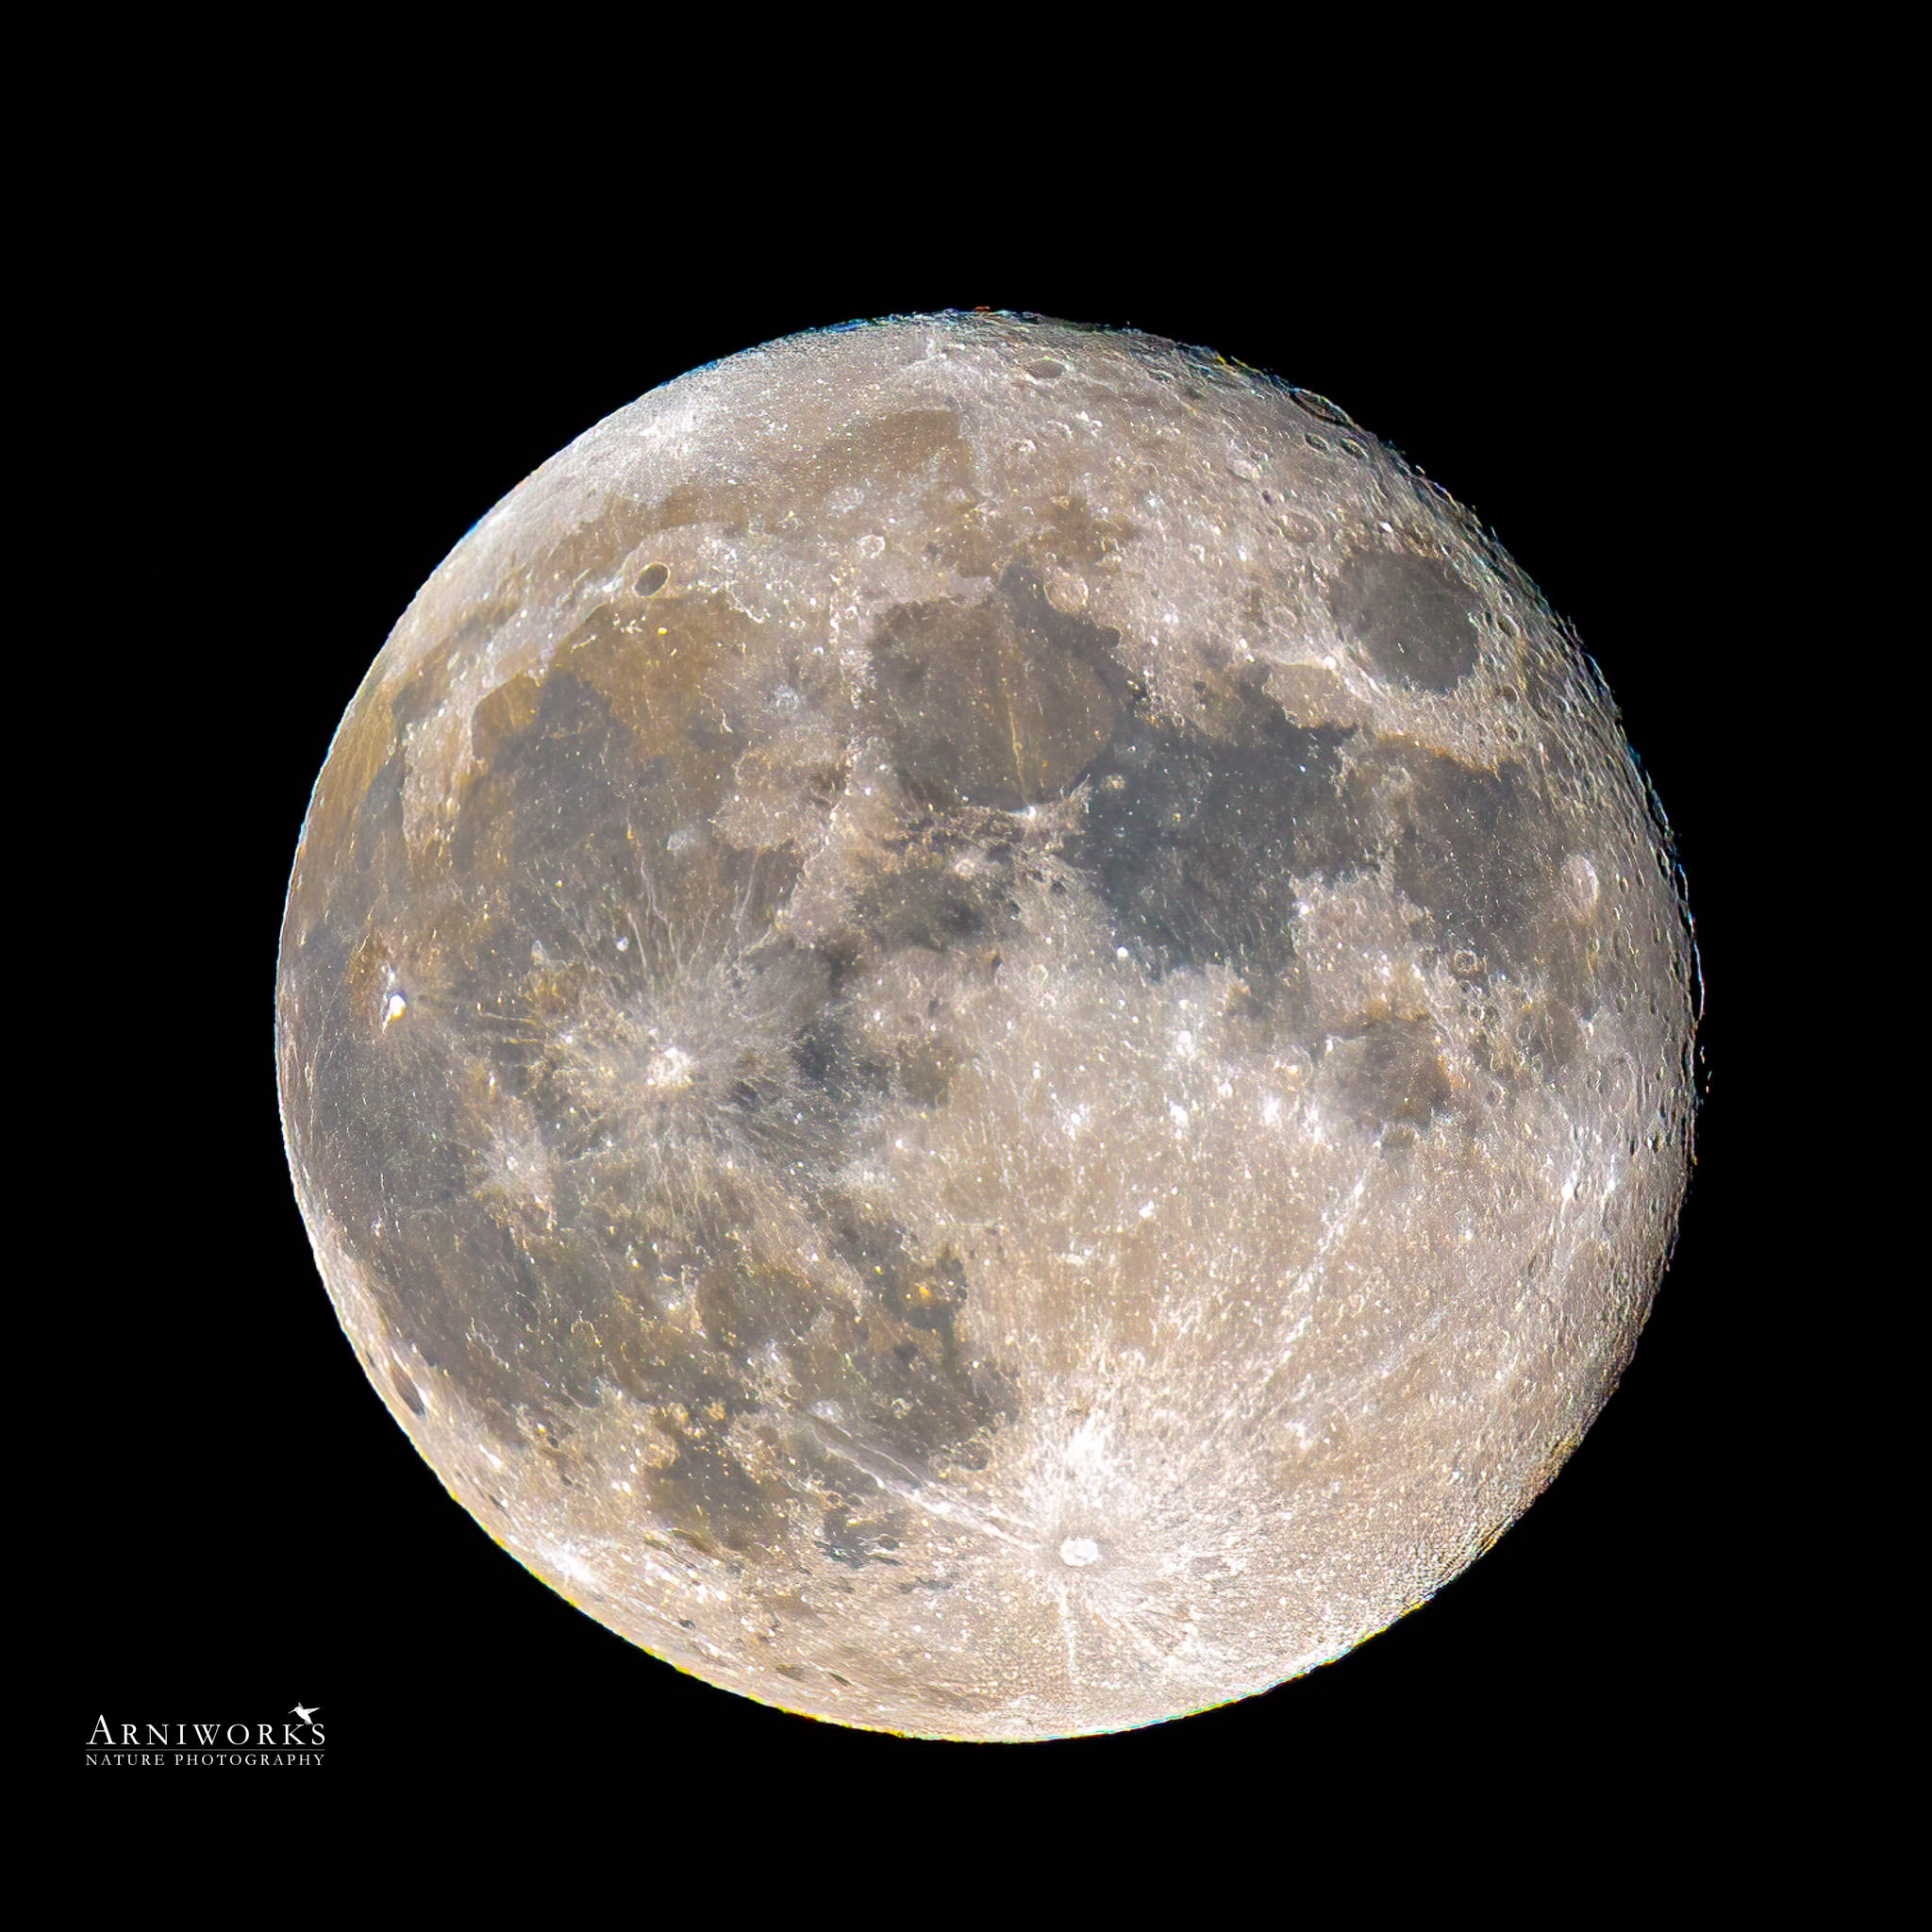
[279,312,1694,1740]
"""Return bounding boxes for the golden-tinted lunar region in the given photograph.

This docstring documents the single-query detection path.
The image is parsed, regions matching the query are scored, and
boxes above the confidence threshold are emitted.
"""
[277,313,1696,1740]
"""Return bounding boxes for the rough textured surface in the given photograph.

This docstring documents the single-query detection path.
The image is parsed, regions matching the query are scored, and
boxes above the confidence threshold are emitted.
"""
[276,313,1696,1740]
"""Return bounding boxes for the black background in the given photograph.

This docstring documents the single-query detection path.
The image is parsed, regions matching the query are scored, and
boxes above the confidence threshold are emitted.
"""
[89,116,1801,1798]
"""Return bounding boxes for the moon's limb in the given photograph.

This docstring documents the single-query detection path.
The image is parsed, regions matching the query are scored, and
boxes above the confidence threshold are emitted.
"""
[276,313,1696,1740]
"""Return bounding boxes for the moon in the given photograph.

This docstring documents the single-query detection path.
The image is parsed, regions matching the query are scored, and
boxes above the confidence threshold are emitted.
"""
[275,311,1696,1740]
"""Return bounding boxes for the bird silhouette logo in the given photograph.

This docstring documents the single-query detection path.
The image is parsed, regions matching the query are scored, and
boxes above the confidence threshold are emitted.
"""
[291,1704,320,1725]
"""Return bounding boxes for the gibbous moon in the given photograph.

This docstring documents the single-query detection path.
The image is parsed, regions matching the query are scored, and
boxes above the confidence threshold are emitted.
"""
[276,313,1696,1740]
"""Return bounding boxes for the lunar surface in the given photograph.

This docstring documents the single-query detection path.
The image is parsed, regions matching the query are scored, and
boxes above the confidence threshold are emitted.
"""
[276,312,1696,1740]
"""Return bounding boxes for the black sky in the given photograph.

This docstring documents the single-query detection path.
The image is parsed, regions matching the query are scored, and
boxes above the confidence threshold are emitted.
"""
[85,117,1804,1801]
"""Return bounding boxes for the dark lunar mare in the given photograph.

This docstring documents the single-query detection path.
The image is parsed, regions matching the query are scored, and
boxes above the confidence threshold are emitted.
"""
[286,656,1016,1557]
[1327,547,1482,693]
[869,564,1131,811]
[1075,677,1358,991]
